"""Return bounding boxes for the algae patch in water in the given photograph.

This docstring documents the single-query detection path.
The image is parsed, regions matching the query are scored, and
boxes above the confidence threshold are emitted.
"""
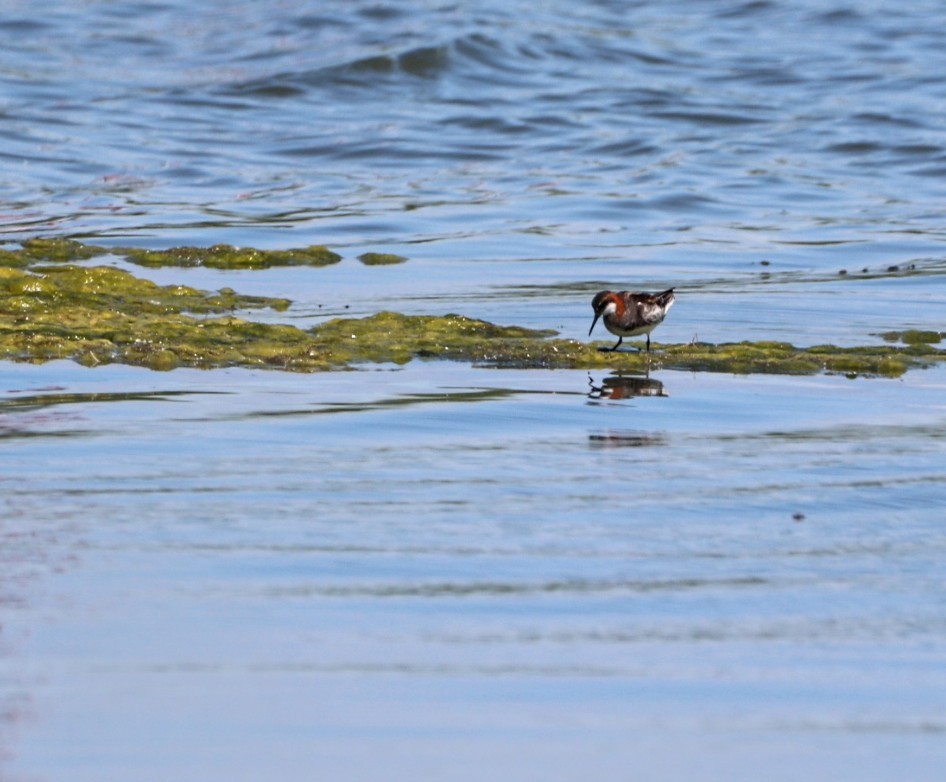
[312,321,938,377]
[312,311,555,366]
[0,264,303,371]
[358,252,408,266]
[120,243,342,270]
[6,238,106,266]
[2,239,944,376]
[878,329,943,346]
[9,237,342,270]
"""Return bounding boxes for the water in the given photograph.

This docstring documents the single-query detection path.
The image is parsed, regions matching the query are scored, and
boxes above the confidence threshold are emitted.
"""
[2,1,946,779]
[5,1,946,342]
[3,361,946,780]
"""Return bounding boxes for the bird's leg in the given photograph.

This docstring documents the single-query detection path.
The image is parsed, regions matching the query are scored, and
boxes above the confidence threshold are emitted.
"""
[598,336,622,353]
[645,334,651,352]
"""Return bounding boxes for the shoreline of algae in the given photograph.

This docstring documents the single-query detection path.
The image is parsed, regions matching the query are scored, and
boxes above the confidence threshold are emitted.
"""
[1,239,944,376]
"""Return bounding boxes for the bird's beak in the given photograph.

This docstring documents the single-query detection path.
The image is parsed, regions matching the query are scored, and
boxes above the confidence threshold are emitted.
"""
[588,311,601,336]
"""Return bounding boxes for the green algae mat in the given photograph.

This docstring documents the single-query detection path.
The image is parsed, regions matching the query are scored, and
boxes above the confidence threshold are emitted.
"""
[1,239,943,376]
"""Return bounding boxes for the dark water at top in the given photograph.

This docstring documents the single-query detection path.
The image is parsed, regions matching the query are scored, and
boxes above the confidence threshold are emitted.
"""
[2,2,946,780]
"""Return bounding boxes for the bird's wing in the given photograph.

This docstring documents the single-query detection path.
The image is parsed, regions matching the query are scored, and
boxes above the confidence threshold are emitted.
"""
[637,298,667,325]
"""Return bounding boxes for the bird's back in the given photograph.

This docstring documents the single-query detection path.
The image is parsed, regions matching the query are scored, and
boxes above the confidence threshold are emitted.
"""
[624,288,674,326]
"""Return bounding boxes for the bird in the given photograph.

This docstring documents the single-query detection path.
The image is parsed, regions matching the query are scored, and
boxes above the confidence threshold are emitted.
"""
[588,288,675,352]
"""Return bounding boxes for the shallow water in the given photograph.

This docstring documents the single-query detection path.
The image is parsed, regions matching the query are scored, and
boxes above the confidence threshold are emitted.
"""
[3,0,946,779]
[3,360,946,781]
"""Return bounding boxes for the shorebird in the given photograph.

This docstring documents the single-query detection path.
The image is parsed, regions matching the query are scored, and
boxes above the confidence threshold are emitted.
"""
[589,288,675,352]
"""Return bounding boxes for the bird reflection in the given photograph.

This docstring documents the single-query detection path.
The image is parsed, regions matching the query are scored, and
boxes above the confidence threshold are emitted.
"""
[588,431,667,448]
[587,371,667,400]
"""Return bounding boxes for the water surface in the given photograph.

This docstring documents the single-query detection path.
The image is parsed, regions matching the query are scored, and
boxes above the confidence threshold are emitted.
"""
[2,1,946,779]
[3,360,946,780]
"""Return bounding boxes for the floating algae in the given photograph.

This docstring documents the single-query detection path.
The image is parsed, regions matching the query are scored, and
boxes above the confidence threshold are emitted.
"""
[878,329,943,346]
[6,237,342,270]
[12,237,106,264]
[119,243,342,270]
[2,240,944,375]
[358,252,408,266]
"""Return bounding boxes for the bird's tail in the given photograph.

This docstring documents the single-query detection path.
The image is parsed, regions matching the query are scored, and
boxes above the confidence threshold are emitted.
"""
[656,288,675,307]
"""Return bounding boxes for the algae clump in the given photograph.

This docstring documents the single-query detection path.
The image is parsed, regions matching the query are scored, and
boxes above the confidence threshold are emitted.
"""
[311,311,554,366]
[358,252,408,266]
[17,237,107,263]
[0,264,305,371]
[879,329,943,346]
[119,243,342,270]
[0,238,344,270]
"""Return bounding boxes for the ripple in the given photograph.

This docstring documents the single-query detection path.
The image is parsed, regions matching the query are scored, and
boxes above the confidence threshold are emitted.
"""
[267,575,769,599]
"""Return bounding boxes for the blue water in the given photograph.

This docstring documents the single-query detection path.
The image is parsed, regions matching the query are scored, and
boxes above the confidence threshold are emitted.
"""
[3,1,946,780]
[2,360,946,781]
[6,1,946,343]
